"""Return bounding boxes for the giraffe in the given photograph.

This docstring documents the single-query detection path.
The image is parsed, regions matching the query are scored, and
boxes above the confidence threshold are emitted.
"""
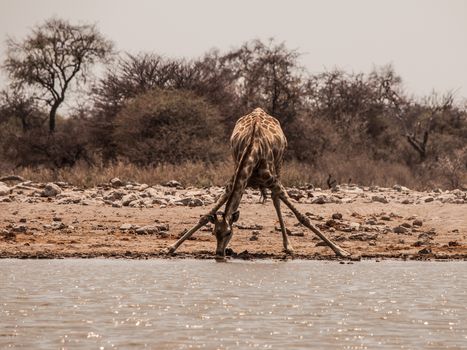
[167,108,350,260]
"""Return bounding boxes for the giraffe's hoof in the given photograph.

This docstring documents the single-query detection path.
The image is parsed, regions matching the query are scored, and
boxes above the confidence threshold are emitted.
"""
[165,246,177,255]
[215,255,228,262]
[283,247,294,255]
[336,248,352,258]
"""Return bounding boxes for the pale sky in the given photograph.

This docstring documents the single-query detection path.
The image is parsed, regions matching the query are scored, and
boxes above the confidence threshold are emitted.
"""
[0,0,466,100]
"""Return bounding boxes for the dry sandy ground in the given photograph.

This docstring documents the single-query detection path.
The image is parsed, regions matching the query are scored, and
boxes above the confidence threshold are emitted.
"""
[0,179,466,260]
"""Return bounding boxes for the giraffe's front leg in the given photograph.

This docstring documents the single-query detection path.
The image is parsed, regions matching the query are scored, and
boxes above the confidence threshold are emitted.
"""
[167,181,232,254]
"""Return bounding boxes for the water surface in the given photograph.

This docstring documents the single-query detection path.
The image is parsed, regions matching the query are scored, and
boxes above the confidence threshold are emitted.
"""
[1,259,466,349]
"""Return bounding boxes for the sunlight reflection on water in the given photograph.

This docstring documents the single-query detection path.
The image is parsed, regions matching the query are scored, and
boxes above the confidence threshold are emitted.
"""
[0,259,466,349]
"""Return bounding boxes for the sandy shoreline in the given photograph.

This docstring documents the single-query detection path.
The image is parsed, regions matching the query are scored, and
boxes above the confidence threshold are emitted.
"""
[1,179,466,261]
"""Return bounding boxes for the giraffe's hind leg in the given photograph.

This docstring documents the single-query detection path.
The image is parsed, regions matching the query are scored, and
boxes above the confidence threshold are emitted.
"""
[272,193,294,254]
[260,168,293,254]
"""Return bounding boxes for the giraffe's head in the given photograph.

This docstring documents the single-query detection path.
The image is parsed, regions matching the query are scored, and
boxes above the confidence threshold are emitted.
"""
[208,210,240,261]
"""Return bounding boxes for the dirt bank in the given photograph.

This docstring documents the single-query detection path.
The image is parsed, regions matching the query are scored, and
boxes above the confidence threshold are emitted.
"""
[0,179,466,260]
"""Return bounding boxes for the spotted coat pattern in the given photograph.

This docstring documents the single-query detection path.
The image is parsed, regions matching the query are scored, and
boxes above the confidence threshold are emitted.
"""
[224,107,287,217]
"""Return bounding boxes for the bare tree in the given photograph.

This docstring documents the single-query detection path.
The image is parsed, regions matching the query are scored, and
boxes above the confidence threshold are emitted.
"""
[222,39,304,126]
[3,18,113,132]
[381,77,454,161]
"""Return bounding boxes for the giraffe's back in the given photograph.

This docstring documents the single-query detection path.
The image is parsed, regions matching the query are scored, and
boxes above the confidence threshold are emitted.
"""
[230,108,287,185]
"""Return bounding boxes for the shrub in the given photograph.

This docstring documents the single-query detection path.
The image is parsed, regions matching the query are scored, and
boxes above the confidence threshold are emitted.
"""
[113,89,228,165]
[2,116,92,168]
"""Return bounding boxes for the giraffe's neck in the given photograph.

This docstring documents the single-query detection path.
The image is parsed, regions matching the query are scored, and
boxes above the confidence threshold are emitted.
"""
[224,122,258,219]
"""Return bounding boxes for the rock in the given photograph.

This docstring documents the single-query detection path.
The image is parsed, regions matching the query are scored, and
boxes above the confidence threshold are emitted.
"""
[393,185,409,192]
[331,185,340,192]
[413,219,423,227]
[306,212,324,221]
[19,218,27,223]
[173,197,191,206]
[163,180,182,188]
[332,213,343,220]
[413,240,427,247]
[188,198,204,207]
[311,196,327,204]
[110,178,124,187]
[135,225,160,234]
[393,226,408,234]
[237,223,264,230]
[154,223,169,231]
[0,182,10,196]
[151,197,168,205]
[129,199,146,208]
[418,247,432,254]
[349,232,378,241]
[288,231,305,237]
[380,215,391,221]
[122,193,139,206]
[57,196,81,205]
[418,233,434,240]
[51,222,67,230]
[200,195,215,205]
[137,184,149,191]
[372,195,388,204]
[53,217,62,222]
[421,196,434,203]
[401,222,412,228]
[144,188,160,198]
[12,224,27,233]
[1,229,16,240]
[174,197,204,207]
[448,241,460,247]
[120,223,138,231]
[401,199,412,204]
[104,190,125,201]
[287,188,304,201]
[41,183,62,197]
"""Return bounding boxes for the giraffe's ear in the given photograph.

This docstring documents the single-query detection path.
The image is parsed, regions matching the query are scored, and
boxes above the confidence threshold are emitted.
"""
[231,210,240,223]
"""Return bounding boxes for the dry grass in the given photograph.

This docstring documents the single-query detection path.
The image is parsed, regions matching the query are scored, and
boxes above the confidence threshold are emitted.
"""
[3,156,456,190]
[10,161,231,188]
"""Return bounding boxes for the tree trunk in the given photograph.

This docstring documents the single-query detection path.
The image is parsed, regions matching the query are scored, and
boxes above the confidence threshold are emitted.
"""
[49,103,60,132]
[406,131,428,162]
